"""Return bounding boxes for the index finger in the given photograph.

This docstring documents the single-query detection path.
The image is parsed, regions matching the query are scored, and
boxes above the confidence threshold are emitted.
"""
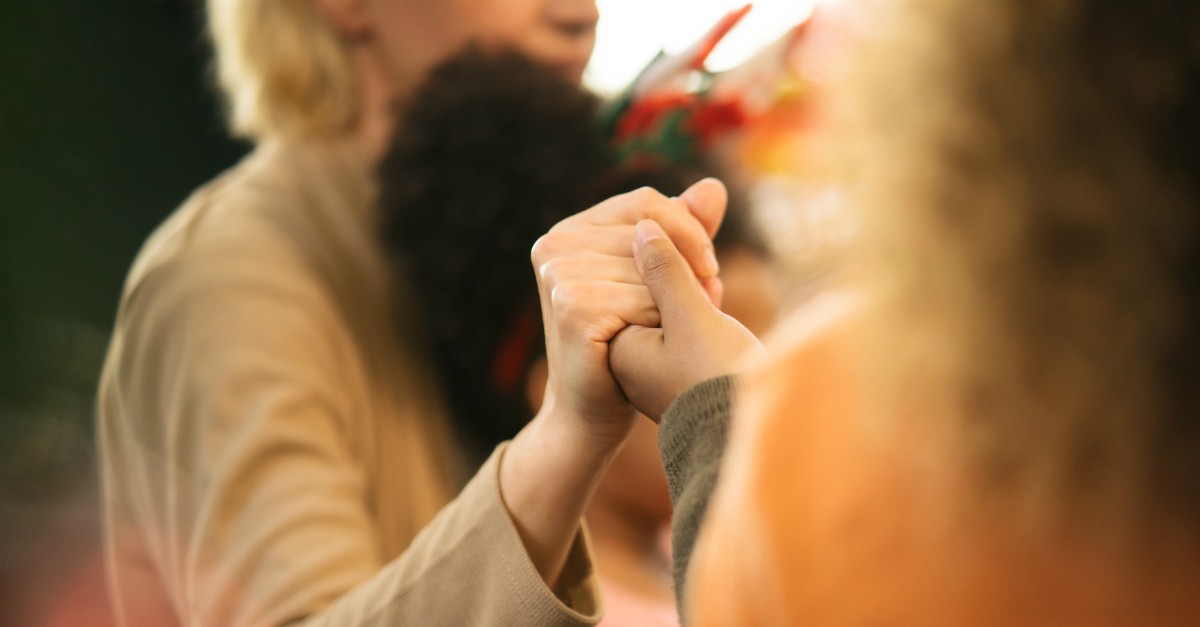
[562,187,721,279]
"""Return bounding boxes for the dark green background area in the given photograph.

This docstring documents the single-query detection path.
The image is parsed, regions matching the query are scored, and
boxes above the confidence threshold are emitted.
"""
[2,0,248,488]
[1,3,245,621]
[2,0,246,334]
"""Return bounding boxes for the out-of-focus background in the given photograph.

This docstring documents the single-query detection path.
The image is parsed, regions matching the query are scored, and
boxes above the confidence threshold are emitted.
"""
[0,1,827,624]
[3,2,245,624]
[587,0,817,93]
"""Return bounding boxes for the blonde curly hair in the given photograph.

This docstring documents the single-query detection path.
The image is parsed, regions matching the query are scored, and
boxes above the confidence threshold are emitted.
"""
[206,0,358,140]
[839,0,1200,537]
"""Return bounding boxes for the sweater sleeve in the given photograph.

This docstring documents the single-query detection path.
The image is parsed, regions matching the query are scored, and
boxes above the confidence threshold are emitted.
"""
[305,443,601,627]
[98,247,601,627]
[657,375,735,622]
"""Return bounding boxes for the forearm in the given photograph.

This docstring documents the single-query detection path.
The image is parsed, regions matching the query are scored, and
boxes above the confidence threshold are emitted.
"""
[500,407,623,588]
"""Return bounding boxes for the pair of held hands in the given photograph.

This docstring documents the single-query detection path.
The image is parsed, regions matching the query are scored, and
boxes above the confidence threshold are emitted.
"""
[531,178,766,443]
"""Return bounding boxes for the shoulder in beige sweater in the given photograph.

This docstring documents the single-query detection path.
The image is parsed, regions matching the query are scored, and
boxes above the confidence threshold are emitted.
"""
[97,139,601,626]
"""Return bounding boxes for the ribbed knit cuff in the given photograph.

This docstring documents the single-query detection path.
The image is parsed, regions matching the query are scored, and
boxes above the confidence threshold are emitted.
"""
[659,376,735,504]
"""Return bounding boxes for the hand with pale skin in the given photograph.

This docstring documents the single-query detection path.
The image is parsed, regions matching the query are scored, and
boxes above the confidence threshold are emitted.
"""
[499,180,725,589]
[530,184,724,442]
[609,207,767,422]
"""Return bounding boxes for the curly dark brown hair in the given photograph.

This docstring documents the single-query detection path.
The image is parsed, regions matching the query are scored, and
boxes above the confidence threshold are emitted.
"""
[378,48,611,464]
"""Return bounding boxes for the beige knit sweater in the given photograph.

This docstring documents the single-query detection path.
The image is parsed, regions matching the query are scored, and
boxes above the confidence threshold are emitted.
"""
[97,138,601,626]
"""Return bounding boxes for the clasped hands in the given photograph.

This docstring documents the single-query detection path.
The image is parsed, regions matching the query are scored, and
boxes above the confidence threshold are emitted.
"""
[530,178,766,444]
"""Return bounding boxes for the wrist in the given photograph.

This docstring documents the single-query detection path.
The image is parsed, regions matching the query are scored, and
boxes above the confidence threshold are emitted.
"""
[530,398,630,461]
[499,401,628,585]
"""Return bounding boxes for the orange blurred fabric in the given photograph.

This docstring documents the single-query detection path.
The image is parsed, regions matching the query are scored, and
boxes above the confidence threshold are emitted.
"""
[686,298,1200,627]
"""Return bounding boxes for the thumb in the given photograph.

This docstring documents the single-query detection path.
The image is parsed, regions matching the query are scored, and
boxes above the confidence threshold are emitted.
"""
[633,220,712,328]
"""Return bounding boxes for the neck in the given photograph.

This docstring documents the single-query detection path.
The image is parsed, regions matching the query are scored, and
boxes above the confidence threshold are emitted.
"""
[346,40,406,163]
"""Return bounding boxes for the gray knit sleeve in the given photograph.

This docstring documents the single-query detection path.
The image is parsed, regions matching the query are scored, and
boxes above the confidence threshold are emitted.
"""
[658,375,735,623]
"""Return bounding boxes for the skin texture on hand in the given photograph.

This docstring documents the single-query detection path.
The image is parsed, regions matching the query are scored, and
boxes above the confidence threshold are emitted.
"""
[610,219,767,422]
[499,181,725,588]
[529,181,727,441]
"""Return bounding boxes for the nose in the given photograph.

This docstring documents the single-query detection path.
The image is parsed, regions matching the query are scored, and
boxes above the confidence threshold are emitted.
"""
[547,0,599,41]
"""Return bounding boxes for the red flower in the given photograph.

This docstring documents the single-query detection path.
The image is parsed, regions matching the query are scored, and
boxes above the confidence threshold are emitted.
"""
[686,97,749,147]
[615,93,695,142]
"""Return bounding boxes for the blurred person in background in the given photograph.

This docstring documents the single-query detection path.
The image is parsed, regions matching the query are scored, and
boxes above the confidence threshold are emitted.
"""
[95,0,728,625]
[602,0,1200,624]
[378,49,778,627]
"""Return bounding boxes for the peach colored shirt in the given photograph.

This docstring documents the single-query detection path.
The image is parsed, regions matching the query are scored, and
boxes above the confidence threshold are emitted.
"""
[597,576,678,627]
[688,297,1200,626]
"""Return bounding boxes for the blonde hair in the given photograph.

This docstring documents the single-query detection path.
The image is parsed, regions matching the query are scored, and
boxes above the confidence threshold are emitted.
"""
[833,0,1200,538]
[206,0,359,140]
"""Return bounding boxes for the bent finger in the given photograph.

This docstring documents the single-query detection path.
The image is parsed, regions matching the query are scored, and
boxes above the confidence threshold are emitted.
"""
[572,187,719,279]
[550,281,661,342]
[680,178,728,240]
[537,254,644,287]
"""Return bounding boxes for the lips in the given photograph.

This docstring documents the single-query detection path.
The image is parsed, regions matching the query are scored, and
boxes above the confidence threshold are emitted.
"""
[559,58,590,81]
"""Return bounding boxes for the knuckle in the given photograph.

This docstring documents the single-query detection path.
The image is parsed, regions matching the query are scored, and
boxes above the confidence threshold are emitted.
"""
[538,257,558,282]
[530,235,551,265]
[550,283,578,313]
[547,219,573,234]
[531,232,571,266]
[539,257,576,284]
[640,246,677,280]
[551,284,594,334]
[629,186,664,207]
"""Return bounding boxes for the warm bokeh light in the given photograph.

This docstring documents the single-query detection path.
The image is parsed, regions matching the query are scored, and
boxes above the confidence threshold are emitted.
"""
[585,0,820,94]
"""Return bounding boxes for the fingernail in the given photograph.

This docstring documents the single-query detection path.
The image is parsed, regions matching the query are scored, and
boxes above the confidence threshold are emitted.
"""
[681,178,721,206]
[635,219,666,245]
